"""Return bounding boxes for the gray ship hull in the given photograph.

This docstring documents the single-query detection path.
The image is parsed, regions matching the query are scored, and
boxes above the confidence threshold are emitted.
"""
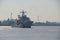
[12,21,33,28]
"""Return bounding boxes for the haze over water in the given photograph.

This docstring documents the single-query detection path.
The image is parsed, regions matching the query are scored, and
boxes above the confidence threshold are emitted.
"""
[0,26,60,40]
[0,0,60,22]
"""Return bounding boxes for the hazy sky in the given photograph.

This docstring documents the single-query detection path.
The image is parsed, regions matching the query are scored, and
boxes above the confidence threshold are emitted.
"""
[0,0,60,22]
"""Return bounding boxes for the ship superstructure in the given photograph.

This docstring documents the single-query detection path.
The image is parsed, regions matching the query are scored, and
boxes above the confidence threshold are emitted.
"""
[12,10,33,28]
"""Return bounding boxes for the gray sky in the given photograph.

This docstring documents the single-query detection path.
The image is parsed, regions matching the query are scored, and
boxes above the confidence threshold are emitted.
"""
[0,0,60,22]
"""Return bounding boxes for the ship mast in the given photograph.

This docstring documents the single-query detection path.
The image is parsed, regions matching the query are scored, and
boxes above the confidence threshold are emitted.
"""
[11,12,13,20]
[37,16,39,22]
[20,10,26,16]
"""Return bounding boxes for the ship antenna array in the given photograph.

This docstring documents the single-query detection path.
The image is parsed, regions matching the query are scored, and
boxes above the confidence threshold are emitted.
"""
[20,10,26,16]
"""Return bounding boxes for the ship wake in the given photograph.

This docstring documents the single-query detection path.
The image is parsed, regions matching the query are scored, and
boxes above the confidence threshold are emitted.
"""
[0,26,12,30]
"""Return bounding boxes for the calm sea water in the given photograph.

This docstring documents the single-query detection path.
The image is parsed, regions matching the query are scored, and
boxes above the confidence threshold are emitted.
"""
[0,26,60,40]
